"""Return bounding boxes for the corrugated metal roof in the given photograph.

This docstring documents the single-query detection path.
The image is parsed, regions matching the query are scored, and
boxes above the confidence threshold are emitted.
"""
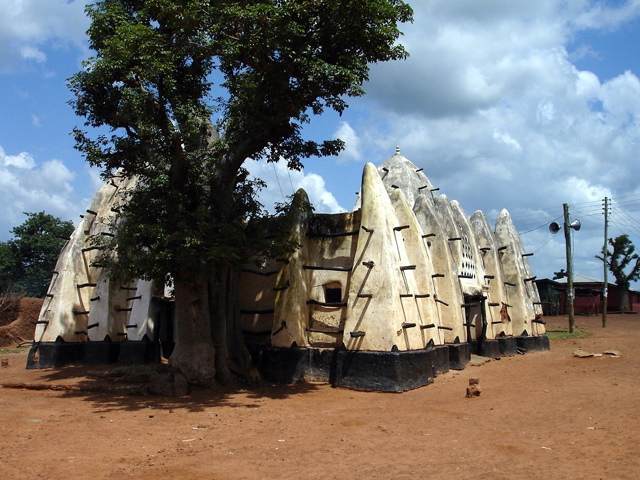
[553,274,609,285]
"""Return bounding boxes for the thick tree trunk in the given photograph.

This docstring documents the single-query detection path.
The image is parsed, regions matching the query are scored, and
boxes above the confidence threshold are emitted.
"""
[222,265,254,377]
[169,265,255,391]
[208,264,254,382]
[169,274,217,388]
[619,285,631,312]
[208,265,233,385]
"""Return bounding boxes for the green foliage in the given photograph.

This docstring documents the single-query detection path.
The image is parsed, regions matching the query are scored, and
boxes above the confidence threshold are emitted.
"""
[0,212,74,298]
[596,234,640,289]
[69,0,413,281]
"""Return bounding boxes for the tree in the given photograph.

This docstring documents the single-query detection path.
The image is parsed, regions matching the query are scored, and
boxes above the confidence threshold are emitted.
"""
[0,241,17,295]
[68,0,413,387]
[0,212,74,298]
[596,234,640,312]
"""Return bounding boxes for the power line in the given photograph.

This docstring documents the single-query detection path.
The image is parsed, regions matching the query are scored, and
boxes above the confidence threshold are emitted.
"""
[272,162,286,204]
[512,194,640,240]
[519,215,563,235]
[532,233,556,253]
[610,199,640,237]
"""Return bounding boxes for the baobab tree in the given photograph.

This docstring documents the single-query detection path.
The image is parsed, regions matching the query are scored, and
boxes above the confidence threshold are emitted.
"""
[68,0,413,387]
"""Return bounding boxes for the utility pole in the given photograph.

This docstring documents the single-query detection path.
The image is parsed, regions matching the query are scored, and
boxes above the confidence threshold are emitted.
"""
[564,203,575,333]
[602,197,609,328]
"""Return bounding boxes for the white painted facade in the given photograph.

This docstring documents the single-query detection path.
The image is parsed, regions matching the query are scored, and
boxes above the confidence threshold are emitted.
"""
[33,150,544,358]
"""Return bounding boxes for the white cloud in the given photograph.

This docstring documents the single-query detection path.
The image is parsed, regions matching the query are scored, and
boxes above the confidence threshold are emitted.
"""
[296,172,345,213]
[334,122,362,162]
[87,166,105,192]
[245,159,345,214]
[570,0,640,31]
[562,177,613,205]
[492,130,522,151]
[350,0,640,282]
[3,150,35,169]
[0,145,83,240]
[0,0,89,72]
[2,0,639,288]
[19,44,46,63]
[601,70,640,120]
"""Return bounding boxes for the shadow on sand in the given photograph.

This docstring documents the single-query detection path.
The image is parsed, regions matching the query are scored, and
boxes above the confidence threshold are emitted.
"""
[3,360,322,414]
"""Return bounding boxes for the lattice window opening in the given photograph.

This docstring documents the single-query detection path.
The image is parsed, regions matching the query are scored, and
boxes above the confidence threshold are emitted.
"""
[460,234,476,280]
[324,282,343,304]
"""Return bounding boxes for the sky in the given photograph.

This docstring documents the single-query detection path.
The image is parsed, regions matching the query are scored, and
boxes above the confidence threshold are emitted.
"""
[2,0,640,286]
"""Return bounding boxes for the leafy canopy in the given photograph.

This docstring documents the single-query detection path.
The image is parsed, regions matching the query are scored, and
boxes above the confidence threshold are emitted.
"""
[69,0,413,281]
[596,234,640,289]
[0,212,74,298]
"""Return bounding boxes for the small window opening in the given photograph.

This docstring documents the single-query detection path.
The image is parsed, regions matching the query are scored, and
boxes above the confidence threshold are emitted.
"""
[324,283,343,304]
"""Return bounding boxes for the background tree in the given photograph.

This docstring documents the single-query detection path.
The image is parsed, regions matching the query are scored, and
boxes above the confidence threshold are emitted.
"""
[596,234,640,312]
[0,242,17,296]
[0,212,74,298]
[68,0,413,387]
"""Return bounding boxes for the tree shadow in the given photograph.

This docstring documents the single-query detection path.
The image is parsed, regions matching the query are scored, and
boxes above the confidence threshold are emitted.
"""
[22,362,322,414]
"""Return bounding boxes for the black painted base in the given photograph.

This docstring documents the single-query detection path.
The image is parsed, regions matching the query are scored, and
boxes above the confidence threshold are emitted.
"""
[27,337,84,369]
[257,347,335,384]
[433,345,450,376]
[334,348,436,392]
[253,344,455,392]
[26,335,550,392]
[448,342,471,370]
[497,336,518,356]
[83,338,120,365]
[119,337,160,365]
[471,339,501,358]
[516,334,550,352]
[26,336,159,369]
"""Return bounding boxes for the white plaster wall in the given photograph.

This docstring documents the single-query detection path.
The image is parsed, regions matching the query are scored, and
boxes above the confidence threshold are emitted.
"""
[238,259,279,344]
[378,150,436,209]
[450,201,490,340]
[305,265,350,348]
[495,210,545,336]
[413,195,466,343]
[126,279,156,341]
[303,218,357,346]
[35,176,135,342]
[272,190,312,348]
[470,211,512,337]
[343,163,426,351]
[86,269,127,341]
[38,150,544,357]
[389,189,444,346]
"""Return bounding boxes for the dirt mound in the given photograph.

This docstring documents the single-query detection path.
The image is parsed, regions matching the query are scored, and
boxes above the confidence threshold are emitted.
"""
[0,297,42,347]
[0,296,21,327]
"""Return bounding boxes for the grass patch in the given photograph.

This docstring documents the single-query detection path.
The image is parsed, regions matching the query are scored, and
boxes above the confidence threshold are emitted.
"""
[0,347,27,354]
[546,327,593,340]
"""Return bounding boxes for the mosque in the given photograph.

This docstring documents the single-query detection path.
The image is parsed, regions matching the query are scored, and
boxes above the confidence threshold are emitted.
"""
[28,148,548,391]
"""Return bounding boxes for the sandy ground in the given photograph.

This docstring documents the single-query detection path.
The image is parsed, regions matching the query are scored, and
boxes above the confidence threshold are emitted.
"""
[0,313,638,480]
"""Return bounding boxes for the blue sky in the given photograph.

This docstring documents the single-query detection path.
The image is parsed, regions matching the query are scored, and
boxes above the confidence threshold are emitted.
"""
[2,0,640,286]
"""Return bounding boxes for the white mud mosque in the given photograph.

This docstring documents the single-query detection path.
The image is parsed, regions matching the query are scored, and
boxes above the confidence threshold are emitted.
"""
[28,148,548,391]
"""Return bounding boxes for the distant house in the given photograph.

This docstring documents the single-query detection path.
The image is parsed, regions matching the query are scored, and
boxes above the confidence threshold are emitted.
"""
[535,275,640,315]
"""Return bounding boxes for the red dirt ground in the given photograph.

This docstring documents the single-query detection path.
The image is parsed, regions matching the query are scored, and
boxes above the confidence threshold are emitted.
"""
[0,313,638,479]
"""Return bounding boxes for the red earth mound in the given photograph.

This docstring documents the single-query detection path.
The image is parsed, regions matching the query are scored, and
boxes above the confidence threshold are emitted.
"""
[0,297,41,347]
